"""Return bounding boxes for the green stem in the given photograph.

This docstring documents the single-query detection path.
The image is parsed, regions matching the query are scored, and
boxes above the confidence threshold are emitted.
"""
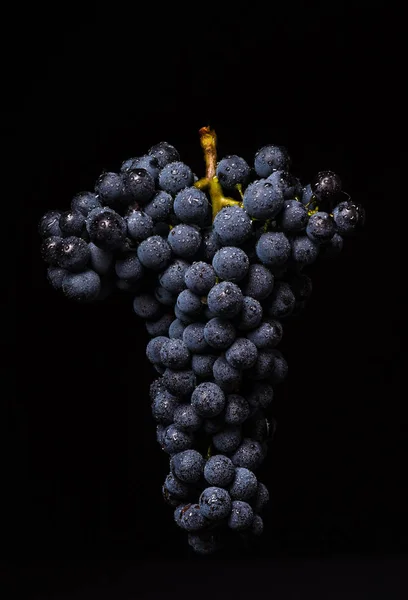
[195,126,244,221]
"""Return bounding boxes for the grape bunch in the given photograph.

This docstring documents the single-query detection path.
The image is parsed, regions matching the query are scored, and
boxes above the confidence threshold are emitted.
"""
[38,126,365,555]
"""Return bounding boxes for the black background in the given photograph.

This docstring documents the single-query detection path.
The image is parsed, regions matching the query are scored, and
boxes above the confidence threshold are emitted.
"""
[10,2,408,598]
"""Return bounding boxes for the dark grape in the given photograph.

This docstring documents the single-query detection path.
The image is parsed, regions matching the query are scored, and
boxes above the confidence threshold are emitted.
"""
[56,236,90,272]
[148,141,180,169]
[61,269,101,302]
[137,236,172,271]
[86,208,127,251]
[213,205,252,246]
[216,155,251,190]
[59,210,86,237]
[38,210,62,238]
[95,172,126,205]
[254,145,291,177]
[124,168,155,204]
[159,161,194,195]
